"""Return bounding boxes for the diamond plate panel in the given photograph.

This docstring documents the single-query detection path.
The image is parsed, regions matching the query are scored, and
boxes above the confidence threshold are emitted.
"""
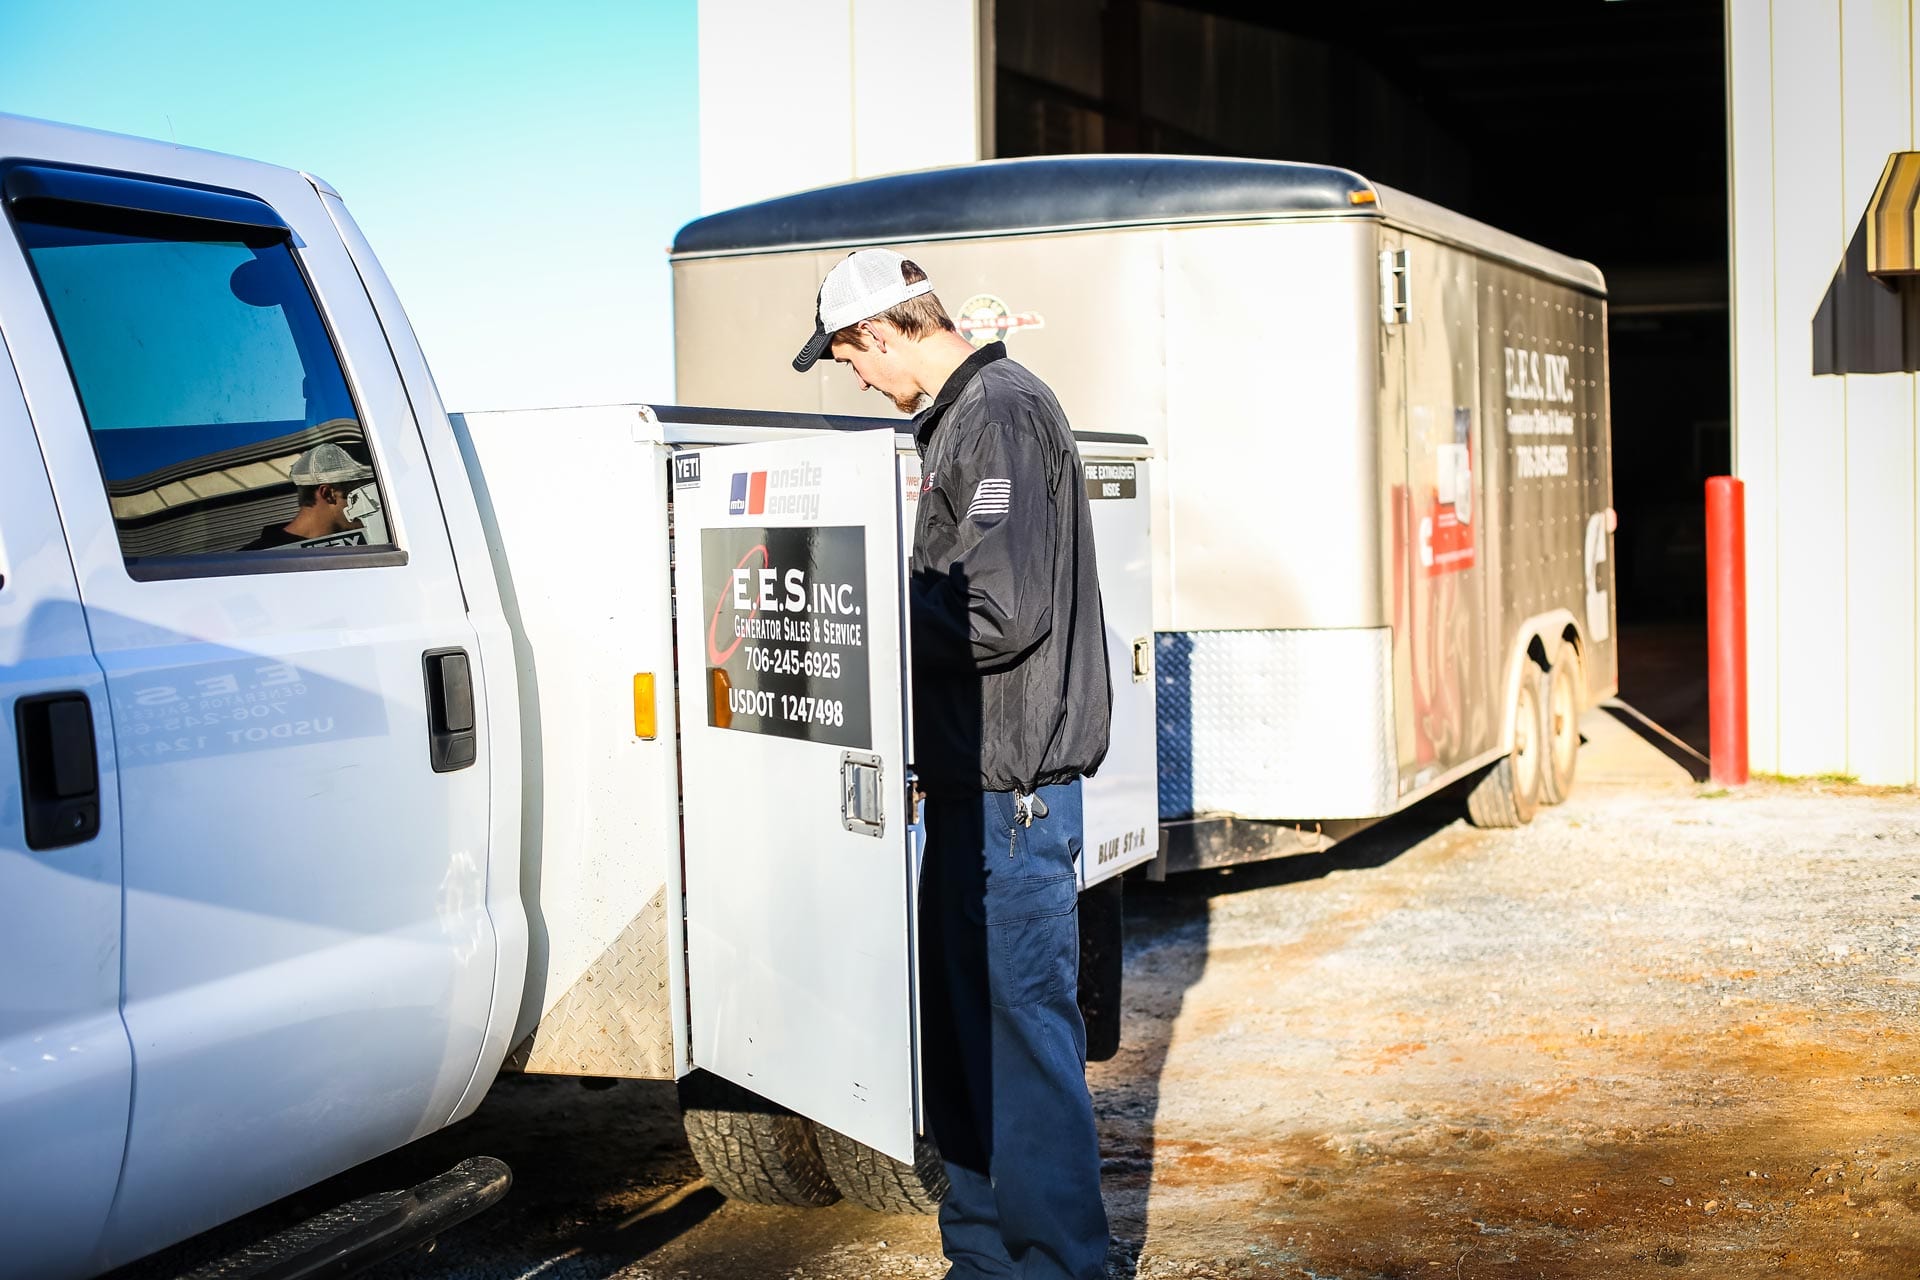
[1157,629,1396,820]
[504,886,675,1079]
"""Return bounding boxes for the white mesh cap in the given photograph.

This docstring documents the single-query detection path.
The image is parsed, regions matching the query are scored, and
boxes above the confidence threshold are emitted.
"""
[792,248,934,371]
[288,441,374,487]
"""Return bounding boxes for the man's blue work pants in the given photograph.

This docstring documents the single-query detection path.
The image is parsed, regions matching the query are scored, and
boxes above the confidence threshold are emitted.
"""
[920,780,1109,1280]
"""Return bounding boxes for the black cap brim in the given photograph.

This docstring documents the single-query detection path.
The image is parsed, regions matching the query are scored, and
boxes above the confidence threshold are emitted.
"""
[792,323,833,372]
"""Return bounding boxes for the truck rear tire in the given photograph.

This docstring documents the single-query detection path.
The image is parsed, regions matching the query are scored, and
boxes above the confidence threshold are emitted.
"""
[677,1072,841,1207]
[814,1126,948,1214]
[1540,642,1582,806]
[1467,670,1544,828]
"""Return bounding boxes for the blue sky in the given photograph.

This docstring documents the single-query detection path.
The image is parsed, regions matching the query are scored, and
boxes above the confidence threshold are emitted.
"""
[0,0,700,410]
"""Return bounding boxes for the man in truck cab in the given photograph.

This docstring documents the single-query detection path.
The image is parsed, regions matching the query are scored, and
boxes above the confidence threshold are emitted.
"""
[794,248,1113,1280]
[241,441,373,550]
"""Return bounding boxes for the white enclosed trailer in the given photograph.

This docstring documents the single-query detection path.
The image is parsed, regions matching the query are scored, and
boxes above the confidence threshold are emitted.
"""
[671,154,1620,869]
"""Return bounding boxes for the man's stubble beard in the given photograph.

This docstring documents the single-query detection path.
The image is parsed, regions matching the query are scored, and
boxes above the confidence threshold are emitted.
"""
[891,389,927,415]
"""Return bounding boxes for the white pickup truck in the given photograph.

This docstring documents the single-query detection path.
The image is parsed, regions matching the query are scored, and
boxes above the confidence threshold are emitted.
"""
[0,114,1157,1278]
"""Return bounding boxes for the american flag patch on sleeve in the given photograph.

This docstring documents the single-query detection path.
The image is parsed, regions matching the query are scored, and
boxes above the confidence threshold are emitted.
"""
[965,478,1012,519]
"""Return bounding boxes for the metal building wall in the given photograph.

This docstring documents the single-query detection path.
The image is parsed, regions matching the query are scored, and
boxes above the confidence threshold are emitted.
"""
[696,0,986,214]
[1728,0,1920,783]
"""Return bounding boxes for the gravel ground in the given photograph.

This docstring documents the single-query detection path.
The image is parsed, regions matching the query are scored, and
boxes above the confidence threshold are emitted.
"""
[117,713,1920,1279]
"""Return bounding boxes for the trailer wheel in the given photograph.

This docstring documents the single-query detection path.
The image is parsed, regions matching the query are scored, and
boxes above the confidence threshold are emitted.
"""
[1540,642,1583,806]
[677,1072,840,1207]
[813,1126,948,1214]
[1467,669,1544,828]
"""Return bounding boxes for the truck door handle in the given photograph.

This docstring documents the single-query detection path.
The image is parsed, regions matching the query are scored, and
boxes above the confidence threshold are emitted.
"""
[15,692,100,849]
[422,648,476,772]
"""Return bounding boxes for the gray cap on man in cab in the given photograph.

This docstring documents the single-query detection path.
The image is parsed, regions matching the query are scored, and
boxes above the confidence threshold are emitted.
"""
[289,442,374,487]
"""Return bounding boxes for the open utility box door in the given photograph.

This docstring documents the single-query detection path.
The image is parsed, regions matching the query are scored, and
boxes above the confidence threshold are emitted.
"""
[672,427,921,1164]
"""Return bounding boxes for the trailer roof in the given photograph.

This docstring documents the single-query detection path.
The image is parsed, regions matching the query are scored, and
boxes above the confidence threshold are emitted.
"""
[671,154,1604,295]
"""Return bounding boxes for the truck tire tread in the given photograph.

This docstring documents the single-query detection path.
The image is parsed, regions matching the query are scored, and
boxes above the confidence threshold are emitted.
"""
[814,1126,947,1215]
[678,1075,841,1207]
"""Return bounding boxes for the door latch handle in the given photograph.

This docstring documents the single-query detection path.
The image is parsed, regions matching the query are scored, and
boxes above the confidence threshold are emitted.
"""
[841,750,884,837]
[16,692,99,849]
[422,648,476,772]
[1132,636,1153,683]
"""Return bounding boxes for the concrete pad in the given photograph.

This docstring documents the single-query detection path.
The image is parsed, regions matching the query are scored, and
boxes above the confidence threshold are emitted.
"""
[1578,701,1700,788]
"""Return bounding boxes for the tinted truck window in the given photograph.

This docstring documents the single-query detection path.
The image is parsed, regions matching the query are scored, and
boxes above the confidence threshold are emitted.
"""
[11,204,393,563]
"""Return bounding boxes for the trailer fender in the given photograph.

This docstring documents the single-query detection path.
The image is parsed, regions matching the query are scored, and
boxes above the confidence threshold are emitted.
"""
[1496,610,1584,750]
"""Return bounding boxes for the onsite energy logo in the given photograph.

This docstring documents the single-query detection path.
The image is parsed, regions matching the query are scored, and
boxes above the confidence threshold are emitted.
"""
[728,463,823,520]
[728,471,766,516]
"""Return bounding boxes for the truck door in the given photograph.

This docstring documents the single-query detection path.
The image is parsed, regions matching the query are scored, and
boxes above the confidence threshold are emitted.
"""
[0,155,496,1260]
[0,347,129,1279]
[673,429,921,1164]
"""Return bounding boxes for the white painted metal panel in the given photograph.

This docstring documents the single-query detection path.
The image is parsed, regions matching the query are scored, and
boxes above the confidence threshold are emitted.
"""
[674,428,919,1163]
[1162,221,1383,630]
[1079,446,1159,885]
[698,0,979,214]
[1841,0,1916,783]
[318,195,530,1118]
[1768,0,1849,775]
[1727,0,1782,774]
[0,118,498,1265]
[1904,0,1920,790]
[453,407,684,1077]
[699,0,853,213]
[0,344,129,1280]
[850,0,982,178]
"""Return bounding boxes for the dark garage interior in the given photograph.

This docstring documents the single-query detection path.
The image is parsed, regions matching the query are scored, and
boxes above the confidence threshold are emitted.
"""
[991,0,1726,750]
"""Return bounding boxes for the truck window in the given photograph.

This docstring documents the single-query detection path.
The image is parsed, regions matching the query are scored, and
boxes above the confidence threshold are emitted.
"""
[8,197,395,567]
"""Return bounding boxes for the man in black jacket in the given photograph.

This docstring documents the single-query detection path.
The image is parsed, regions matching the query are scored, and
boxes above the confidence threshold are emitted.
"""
[795,248,1111,1279]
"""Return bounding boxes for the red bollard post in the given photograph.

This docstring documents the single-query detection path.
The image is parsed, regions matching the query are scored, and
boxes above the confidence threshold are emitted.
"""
[1705,477,1749,786]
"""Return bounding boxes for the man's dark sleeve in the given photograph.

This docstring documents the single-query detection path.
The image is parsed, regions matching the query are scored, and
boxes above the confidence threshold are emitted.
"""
[910,419,1057,672]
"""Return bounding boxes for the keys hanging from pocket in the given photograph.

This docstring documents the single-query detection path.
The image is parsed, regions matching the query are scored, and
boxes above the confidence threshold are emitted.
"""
[1013,790,1050,828]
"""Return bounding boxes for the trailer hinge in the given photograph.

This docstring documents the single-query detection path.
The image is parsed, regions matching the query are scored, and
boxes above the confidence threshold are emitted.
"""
[1380,249,1411,326]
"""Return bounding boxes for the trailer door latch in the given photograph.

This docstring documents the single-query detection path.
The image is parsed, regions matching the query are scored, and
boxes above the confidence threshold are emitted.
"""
[842,751,885,837]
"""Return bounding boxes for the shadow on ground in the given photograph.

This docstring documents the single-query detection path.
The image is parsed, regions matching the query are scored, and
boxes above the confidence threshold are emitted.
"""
[1097,791,1474,1276]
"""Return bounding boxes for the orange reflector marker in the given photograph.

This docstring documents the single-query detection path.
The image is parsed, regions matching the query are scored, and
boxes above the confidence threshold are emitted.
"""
[1349,189,1378,205]
[708,668,731,729]
[633,672,657,739]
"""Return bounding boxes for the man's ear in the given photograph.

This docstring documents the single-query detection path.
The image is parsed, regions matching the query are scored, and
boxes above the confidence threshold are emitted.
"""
[864,319,893,353]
